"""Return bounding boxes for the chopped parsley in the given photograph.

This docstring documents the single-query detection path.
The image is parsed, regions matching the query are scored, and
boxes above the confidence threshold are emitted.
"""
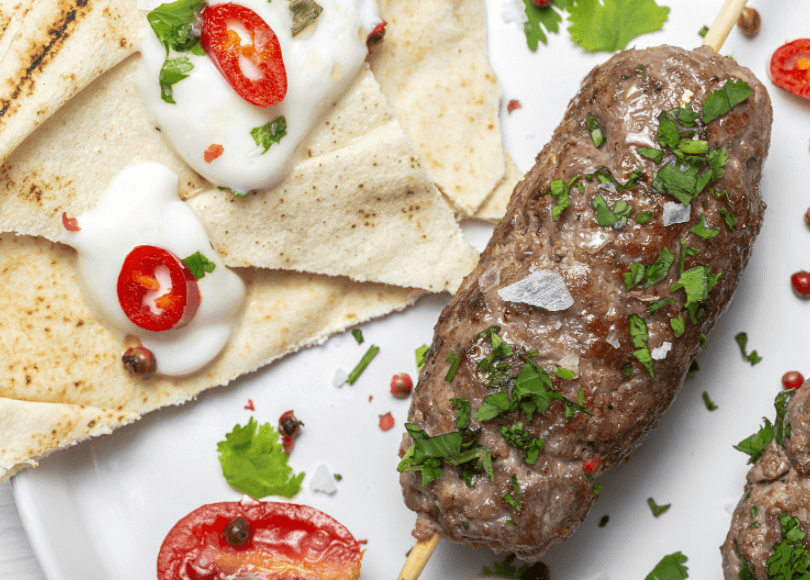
[594,483,603,495]
[351,329,364,344]
[645,552,689,580]
[599,515,610,527]
[638,147,664,164]
[217,417,305,499]
[734,418,774,464]
[670,265,721,312]
[766,513,810,579]
[735,332,762,366]
[698,25,709,38]
[415,344,429,373]
[481,553,533,578]
[702,391,717,411]
[251,116,288,154]
[622,364,633,378]
[699,333,706,348]
[592,194,633,227]
[182,251,216,280]
[689,215,720,239]
[547,177,578,221]
[720,207,737,231]
[678,139,709,155]
[553,364,576,380]
[636,211,654,224]
[217,186,248,198]
[445,344,461,382]
[670,316,685,338]
[397,423,493,486]
[628,313,654,378]
[648,297,674,317]
[687,360,699,376]
[644,248,676,289]
[586,112,605,147]
[565,387,585,420]
[502,474,523,512]
[702,79,752,124]
[451,397,471,430]
[346,345,379,384]
[647,497,671,517]
[500,423,545,464]
[146,0,205,55]
[158,56,194,105]
[625,263,646,291]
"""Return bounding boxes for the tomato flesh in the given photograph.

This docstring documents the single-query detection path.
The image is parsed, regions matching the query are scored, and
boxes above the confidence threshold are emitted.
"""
[769,39,810,100]
[117,245,200,332]
[201,4,287,107]
[157,501,362,580]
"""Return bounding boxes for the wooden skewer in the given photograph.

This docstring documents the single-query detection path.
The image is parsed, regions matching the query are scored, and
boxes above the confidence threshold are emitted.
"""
[398,533,440,580]
[701,0,747,53]
[397,2,749,579]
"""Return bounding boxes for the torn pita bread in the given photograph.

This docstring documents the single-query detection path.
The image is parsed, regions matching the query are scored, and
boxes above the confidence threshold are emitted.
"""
[0,233,421,483]
[0,54,478,292]
[474,153,523,223]
[369,0,506,216]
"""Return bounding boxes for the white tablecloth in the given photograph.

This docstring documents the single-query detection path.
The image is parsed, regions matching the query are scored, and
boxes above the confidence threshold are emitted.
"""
[0,481,47,580]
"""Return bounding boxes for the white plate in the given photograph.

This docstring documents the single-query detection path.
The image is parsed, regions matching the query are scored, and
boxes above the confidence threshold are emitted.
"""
[13,0,810,578]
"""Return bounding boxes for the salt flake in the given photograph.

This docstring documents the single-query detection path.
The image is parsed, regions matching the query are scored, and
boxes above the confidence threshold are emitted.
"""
[310,464,338,495]
[497,270,574,311]
[651,342,672,360]
[663,202,691,226]
[332,368,348,388]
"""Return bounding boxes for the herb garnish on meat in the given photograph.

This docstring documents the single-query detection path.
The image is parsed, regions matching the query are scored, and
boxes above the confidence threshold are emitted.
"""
[766,513,810,579]
[645,551,689,579]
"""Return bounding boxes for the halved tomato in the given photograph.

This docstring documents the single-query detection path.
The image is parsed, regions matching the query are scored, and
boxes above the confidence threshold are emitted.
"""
[157,501,363,580]
[769,39,810,100]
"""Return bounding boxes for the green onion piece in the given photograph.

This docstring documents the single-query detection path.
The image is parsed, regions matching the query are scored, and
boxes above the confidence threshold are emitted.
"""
[346,345,379,385]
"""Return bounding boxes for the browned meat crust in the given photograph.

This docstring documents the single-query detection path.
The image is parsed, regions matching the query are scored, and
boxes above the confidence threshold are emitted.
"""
[400,45,772,561]
[722,383,810,579]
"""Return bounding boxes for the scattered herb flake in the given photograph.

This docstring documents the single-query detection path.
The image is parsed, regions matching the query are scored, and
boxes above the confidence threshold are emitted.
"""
[625,262,646,291]
[629,313,654,378]
[251,116,288,154]
[702,80,751,124]
[445,345,461,382]
[647,497,671,517]
[734,418,774,464]
[766,513,810,579]
[644,247,676,289]
[182,251,216,280]
[592,194,633,227]
[702,391,718,411]
[502,473,523,512]
[721,207,737,231]
[594,483,603,495]
[689,215,720,239]
[687,360,699,376]
[147,0,206,55]
[638,147,665,164]
[553,365,576,380]
[599,515,610,527]
[415,344,429,373]
[586,112,605,147]
[698,25,709,38]
[347,345,379,384]
[671,316,685,338]
[159,56,194,104]
[735,332,762,366]
[351,329,364,344]
[636,211,654,224]
[645,552,689,580]
[481,553,529,578]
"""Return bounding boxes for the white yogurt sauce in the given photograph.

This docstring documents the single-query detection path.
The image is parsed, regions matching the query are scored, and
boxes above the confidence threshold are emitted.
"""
[137,0,382,193]
[60,163,246,376]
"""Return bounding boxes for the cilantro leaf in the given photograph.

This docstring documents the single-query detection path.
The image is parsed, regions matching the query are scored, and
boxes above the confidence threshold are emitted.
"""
[502,473,523,512]
[592,194,634,229]
[475,392,513,422]
[702,391,717,411]
[147,0,206,55]
[638,147,664,164]
[548,178,574,222]
[251,116,288,154]
[702,79,751,123]
[398,424,494,486]
[689,216,719,240]
[669,106,700,127]
[567,0,669,53]
[159,56,194,104]
[636,211,653,224]
[553,365,576,379]
[678,139,709,155]
[653,164,700,206]
[707,147,728,181]
[647,497,671,517]
[217,417,305,499]
[645,552,689,580]
[671,266,709,307]
[500,423,545,464]
[648,297,673,317]
[182,251,216,280]
[521,0,570,51]
[734,418,774,464]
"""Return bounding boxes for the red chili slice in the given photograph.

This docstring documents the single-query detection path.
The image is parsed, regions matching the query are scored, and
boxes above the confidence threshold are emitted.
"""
[200,4,287,107]
[769,39,810,100]
[157,501,363,580]
[117,245,200,332]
